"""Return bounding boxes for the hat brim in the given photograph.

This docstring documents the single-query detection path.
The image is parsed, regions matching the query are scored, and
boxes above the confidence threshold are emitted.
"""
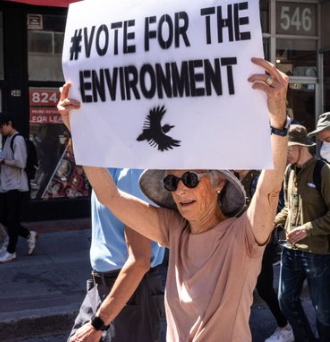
[307,127,329,137]
[288,140,316,147]
[139,170,246,217]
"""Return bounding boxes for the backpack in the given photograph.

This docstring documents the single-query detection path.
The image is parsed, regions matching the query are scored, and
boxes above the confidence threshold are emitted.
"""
[285,159,326,194]
[10,133,39,180]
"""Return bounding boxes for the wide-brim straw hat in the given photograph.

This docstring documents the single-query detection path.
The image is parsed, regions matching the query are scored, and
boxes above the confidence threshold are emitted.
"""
[288,124,316,147]
[139,170,246,217]
[308,112,330,137]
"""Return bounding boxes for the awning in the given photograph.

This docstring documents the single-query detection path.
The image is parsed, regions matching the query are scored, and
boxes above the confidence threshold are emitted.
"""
[2,0,80,7]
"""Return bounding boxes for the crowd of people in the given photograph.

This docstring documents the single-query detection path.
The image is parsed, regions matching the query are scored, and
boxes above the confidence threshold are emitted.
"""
[1,57,330,341]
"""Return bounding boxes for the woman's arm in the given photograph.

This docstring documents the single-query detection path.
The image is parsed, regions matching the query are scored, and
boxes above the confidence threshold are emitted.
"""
[247,58,289,244]
[57,83,167,244]
[84,166,166,244]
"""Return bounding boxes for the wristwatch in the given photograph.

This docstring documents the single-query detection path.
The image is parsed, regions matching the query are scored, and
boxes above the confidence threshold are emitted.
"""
[91,315,110,331]
[270,116,291,137]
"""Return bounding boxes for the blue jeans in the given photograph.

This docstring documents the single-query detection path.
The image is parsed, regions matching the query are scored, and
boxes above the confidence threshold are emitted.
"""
[279,248,330,342]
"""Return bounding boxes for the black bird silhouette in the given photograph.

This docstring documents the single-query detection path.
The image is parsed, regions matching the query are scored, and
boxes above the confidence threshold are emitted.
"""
[137,106,181,151]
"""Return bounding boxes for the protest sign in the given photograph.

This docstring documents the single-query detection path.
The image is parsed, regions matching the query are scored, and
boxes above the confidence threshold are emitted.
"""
[62,0,272,169]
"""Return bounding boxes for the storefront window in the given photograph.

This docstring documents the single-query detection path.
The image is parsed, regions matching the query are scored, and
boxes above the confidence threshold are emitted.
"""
[0,88,2,150]
[276,38,317,77]
[0,12,4,80]
[27,14,65,81]
[260,0,270,34]
[324,52,330,113]
[263,38,270,61]
[287,82,315,132]
[29,87,90,200]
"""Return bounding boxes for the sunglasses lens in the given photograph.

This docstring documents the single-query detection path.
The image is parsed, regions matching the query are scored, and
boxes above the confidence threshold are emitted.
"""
[163,172,202,191]
[182,172,199,188]
[163,175,179,191]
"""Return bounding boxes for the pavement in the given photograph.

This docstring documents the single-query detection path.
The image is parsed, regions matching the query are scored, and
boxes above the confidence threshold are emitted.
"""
[0,219,92,342]
[0,219,316,342]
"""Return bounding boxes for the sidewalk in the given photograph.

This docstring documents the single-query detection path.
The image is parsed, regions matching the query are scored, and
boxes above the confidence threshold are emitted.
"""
[0,219,92,342]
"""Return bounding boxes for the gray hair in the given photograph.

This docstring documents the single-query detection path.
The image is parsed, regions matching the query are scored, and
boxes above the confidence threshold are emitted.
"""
[208,170,226,187]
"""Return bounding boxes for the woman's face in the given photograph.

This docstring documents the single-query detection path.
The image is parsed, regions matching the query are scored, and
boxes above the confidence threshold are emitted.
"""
[168,170,225,224]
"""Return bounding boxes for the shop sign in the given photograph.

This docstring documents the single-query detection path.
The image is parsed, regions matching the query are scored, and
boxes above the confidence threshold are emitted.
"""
[10,89,21,97]
[29,88,63,124]
[4,0,79,8]
[276,3,317,36]
[27,14,43,30]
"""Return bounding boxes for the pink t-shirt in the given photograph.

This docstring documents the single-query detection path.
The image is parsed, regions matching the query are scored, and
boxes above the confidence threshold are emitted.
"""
[156,210,264,342]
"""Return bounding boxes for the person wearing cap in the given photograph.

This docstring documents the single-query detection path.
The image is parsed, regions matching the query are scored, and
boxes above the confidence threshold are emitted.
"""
[58,57,289,341]
[308,112,330,162]
[0,112,39,263]
[275,124,330,342]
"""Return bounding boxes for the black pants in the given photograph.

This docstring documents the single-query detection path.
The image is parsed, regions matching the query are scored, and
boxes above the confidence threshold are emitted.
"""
[68,263,167,342]
[0,190,30,254]
[256,243,288,328]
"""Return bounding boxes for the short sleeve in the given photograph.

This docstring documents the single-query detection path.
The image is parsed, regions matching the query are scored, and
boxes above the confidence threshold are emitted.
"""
[155,208,186,248]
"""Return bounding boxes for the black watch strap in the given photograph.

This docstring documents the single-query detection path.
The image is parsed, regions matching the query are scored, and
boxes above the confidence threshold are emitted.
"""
[270,116,291,137]
[91,315,110,331]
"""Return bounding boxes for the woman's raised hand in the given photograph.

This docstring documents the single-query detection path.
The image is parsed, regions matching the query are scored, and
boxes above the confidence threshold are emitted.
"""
[248,57,289,129]
[57,82,81,131]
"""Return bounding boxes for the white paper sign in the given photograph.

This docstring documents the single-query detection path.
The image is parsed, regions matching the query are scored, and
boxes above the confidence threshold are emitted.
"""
[62,0,272,169]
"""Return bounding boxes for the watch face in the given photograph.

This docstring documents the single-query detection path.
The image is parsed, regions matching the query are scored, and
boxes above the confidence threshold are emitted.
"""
[91,316,109,331]
[92,316,105,331]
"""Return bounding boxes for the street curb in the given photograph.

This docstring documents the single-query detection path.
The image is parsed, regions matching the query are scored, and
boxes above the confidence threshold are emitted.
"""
[0,305,79,342]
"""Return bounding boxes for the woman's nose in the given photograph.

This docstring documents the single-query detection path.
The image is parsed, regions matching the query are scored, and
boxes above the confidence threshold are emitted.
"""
[175,180,187,194]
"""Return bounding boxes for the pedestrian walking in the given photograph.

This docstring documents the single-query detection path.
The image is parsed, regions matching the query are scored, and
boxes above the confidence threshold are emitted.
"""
[275,124,330,342]
[66,168,167,342]
[0,112,38,263]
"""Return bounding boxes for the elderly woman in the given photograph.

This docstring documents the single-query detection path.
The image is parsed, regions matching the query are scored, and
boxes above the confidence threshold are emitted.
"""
[58,58,288,341]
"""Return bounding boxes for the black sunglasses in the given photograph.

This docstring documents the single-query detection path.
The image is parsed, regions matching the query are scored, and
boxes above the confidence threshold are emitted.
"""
[162,171,208,192]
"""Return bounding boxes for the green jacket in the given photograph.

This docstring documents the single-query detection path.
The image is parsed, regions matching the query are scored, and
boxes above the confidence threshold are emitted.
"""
[275,157,330,254]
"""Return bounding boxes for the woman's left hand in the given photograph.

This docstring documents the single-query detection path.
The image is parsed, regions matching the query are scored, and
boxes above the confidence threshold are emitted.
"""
[248,58,289,129]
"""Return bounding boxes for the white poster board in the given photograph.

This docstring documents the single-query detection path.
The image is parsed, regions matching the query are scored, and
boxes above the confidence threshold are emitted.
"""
[62,0,272,169]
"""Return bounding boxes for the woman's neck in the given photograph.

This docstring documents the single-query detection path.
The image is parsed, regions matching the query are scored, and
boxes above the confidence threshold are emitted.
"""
[189,210,227,234]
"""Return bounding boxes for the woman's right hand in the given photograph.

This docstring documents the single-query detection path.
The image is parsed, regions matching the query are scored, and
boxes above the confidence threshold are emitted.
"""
[57,82,81,131]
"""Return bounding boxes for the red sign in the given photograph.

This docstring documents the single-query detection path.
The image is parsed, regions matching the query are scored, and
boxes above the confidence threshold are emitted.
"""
[3,0,80,8]
[29,88,63,124]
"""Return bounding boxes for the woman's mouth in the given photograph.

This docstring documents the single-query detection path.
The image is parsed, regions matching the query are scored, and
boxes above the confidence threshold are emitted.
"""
[180,200,195,207]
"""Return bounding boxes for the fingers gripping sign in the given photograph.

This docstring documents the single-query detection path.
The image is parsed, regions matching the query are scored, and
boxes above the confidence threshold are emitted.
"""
[57,82,81,131]
[248,57,289,129]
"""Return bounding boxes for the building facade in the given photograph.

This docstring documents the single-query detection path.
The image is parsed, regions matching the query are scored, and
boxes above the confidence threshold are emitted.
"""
[0,0,329,221]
